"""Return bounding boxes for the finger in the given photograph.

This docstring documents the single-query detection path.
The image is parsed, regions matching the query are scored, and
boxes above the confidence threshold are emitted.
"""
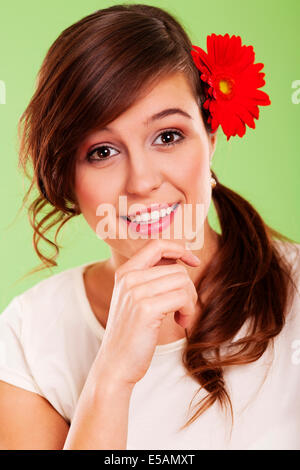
[141,288,196,329]
[130,271,196,303]
[119,263,189,289]
[116,240,201,277]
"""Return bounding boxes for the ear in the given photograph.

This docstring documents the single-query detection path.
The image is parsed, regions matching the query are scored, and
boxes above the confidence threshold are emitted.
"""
[208,132,217,165]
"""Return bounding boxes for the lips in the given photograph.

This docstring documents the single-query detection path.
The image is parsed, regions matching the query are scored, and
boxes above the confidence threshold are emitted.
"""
[124,201,180,235]
[121,201,179,220]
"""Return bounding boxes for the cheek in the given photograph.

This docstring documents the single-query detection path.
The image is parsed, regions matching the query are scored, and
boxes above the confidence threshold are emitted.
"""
[74,166,120,228]
[75,168,100,212]
[178,147,211,210]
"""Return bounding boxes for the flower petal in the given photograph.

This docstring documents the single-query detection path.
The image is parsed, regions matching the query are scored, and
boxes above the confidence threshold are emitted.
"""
[190,33,271,139]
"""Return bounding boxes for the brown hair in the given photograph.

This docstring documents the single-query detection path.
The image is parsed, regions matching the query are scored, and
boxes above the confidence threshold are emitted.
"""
[17,3,299,432]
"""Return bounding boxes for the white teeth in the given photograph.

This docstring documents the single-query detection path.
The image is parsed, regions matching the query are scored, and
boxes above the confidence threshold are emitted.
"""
[129,203,178,224]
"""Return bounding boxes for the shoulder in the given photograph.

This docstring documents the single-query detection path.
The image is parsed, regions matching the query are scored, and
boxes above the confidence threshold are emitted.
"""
[271,239,300,345]
[272,238,300,264]
[272,239,300,272]
[273,237,300,291]
[0,262,97,423]
[19,264,80,310]
[0,263,87,340]
[273,238,300,301]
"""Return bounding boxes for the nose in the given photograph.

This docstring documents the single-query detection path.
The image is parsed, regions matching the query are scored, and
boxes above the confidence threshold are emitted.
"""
[125,152,162,196]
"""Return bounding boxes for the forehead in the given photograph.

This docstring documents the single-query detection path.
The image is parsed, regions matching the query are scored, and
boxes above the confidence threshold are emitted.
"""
[132,72,196,112]
[102,72,197,130]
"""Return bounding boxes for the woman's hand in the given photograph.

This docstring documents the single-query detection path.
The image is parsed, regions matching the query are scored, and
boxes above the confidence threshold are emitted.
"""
[96,239,201,387]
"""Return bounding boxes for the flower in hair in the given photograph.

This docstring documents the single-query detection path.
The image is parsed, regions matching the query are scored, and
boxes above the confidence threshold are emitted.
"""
[190,34,271,140]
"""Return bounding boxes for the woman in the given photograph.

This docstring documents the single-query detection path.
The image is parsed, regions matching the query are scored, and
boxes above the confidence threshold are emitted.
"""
[0,4,299,450]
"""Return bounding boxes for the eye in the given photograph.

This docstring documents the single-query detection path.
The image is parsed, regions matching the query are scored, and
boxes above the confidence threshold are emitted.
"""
[85,145,118,163]
[85,129,185,164]
[153,129,184,147]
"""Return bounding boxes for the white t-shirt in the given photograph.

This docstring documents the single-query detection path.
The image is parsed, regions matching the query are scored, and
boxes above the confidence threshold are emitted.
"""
[0,240,300,450]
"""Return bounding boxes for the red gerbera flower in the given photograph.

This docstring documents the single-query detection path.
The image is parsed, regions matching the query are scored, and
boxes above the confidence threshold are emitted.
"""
[191,34,271,140]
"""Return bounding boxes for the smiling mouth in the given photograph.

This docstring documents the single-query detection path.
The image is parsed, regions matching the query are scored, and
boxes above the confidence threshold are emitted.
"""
[120,202,180,224]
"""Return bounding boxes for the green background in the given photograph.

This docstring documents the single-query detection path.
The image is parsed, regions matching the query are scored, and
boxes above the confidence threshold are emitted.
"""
[0,0,299,311]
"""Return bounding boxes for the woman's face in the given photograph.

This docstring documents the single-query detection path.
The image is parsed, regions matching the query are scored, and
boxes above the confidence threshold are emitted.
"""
[75,71,217,260]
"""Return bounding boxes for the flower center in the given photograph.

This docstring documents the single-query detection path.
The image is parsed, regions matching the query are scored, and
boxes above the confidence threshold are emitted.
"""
[215,76,235,100]
[219,79,233,95]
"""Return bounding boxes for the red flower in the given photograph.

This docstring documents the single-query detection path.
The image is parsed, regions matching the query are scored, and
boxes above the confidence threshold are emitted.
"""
[191,34,271,140]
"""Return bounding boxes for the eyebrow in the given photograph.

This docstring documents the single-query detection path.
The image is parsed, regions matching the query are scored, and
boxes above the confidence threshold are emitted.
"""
[143,107,193,126]
[97,107,193,133]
